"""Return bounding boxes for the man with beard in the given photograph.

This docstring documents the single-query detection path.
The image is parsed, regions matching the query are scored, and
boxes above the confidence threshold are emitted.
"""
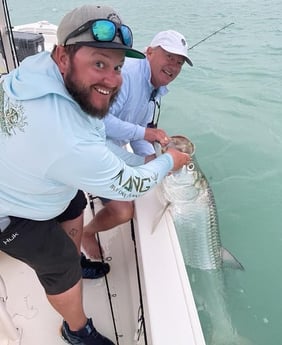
[0,4,190,345]
[82,30,193,259]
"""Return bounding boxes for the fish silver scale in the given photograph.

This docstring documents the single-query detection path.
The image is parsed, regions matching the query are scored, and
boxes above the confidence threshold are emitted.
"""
[161,157,223,270]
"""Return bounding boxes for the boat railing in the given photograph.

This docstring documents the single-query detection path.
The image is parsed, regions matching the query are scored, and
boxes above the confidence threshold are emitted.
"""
[0,0,18,73]
[133,187,206,345]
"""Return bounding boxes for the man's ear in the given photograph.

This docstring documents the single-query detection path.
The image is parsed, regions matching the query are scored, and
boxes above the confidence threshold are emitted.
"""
[146,46,153,56]
[146,46,155,62]
[52,45,69,74]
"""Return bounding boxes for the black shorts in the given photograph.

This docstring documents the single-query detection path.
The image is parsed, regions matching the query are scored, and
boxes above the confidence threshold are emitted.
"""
[56,190,87,222]
[0,190,87,295]
[98,197,111,205]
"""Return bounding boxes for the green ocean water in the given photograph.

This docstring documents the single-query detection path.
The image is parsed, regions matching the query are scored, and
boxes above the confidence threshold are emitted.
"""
[7,0,282,344]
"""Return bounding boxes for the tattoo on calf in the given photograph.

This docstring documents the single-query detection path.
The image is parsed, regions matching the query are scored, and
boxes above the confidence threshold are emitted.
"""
[69,228,78,238]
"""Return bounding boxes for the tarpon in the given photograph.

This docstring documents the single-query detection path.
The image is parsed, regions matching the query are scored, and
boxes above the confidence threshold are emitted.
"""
[156,135,242,270]
[160,157,243,270]
[155,136,253,345]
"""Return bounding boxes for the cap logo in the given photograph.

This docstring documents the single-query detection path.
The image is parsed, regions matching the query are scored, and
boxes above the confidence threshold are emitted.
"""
[181,38,186,46]
[107,12,122,24]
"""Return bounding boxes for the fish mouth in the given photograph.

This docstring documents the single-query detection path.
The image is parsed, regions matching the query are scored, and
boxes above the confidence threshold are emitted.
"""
[165,135,195,155]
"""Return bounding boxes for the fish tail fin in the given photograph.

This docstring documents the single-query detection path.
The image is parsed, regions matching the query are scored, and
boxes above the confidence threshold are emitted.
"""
[211,332,253,345]
[221,247,244,270]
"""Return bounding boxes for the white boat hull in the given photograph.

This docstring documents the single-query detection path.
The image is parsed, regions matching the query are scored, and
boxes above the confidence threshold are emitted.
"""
[13,21,57,52]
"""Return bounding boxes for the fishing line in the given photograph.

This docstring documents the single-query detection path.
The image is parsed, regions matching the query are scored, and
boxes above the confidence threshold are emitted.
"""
[130,219,148,345]
[87,193,120,345]
[188,22,234,50]
[148,22,234,129]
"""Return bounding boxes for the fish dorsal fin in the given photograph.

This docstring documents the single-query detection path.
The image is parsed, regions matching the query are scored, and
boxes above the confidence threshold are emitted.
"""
[221,247,244,270]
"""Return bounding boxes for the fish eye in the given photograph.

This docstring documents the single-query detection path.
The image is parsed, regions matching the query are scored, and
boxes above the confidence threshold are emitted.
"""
[187,162,194,171]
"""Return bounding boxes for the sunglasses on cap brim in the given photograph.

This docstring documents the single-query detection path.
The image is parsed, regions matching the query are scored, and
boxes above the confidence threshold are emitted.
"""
[63,19,133,48]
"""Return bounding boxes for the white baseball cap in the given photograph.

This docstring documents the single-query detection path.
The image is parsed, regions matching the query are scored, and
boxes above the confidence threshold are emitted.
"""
[149,30,193,66]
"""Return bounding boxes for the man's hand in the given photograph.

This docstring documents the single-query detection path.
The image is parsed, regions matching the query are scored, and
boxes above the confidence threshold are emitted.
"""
[144,127,170,146]
[165,148,191,171]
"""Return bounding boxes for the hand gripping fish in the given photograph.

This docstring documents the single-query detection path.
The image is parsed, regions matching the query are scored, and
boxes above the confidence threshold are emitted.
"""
[154,135,243,271]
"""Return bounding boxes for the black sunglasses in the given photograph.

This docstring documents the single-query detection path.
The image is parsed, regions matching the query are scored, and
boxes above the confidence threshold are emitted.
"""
[63,19,133,47]
[147,90,161,129]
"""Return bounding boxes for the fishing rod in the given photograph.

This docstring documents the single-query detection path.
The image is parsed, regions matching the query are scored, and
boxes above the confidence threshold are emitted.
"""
[188,22,234,50]
[149,22,234,129]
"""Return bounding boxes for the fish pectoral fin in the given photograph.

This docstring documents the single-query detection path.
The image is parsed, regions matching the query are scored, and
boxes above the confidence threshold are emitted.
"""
[153,141,162,157]
[221,247,244,270]
[151,201,171,233]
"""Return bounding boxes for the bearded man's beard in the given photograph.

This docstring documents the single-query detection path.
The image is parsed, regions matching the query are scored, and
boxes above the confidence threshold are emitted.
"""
[64,67,118,119]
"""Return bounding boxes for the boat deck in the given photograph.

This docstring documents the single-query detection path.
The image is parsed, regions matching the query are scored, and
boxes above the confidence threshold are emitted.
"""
[0,198,143,345]
[0,190,206,345]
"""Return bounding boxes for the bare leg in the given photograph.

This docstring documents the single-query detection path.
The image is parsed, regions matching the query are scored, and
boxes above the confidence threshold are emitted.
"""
[82,200,134,259]
[47,279,87,331]
[61,213,83,254]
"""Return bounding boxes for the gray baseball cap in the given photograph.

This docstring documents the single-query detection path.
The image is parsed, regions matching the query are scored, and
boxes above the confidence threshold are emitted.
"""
[57,5,145,59]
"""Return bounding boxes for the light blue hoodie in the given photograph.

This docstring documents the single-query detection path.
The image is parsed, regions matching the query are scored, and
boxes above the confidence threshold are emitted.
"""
[0,52,173,220]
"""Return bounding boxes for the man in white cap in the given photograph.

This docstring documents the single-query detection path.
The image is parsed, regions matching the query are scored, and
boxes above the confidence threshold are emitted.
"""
[82,30,193,259]
[0,4,191,344]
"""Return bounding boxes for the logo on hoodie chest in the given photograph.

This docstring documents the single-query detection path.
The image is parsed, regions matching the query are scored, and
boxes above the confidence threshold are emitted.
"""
[0,81,27,136]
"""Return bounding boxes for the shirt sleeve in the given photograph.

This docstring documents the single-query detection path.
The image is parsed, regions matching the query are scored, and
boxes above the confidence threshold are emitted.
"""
[103,69,147,141]
[46,140,173,201]
[106,139,145,166]
[104,113,145,141]
[130,139,155,156]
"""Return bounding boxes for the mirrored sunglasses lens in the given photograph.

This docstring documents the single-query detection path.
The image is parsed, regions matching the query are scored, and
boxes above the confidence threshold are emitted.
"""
[120,26,133,47]
[92,20,115,41]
